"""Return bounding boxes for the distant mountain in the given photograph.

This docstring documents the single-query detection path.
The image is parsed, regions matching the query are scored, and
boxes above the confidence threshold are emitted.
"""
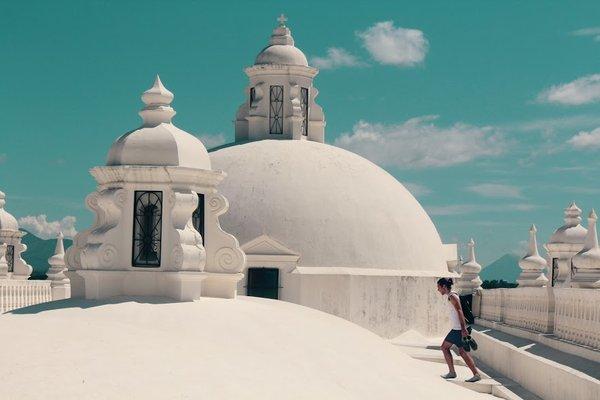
[480,253,521,283]
[20,230,73,280]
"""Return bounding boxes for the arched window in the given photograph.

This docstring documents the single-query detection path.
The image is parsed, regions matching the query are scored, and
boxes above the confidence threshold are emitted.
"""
[249,87,256,107]
[5,245,14,273]
[132,191,162,267]
[192,193,205,245]
[300,87,309,136]
[269,85,283,134]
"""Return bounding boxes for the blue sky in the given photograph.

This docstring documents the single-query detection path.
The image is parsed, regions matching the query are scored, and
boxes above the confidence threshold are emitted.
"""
[1,0,599,265]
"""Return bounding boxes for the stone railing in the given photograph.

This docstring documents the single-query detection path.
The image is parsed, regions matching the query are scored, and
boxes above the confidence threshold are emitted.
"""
[479,288,503,322]
[0,280,53,314]
[477,287,600,350]
[554,288,600,350]
[503,287,552,333]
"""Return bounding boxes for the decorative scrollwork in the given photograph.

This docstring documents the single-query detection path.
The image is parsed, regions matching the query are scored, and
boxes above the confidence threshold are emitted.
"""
[215,247,244,272]
[207,194,227,214]
[86,192,100,211]
[99,244,118,267]
[114,188,128,208]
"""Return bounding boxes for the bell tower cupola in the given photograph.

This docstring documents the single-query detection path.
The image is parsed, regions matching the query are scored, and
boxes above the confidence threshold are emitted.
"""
[235,15,326,143]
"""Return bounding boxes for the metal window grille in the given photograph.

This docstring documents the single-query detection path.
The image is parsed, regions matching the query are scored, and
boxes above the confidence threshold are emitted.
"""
[249,87,256,106]
[301,87,309,136]
[5,245,14,273]
[132,191,163,267]
[192,193,205,246]
[269,85,283,134]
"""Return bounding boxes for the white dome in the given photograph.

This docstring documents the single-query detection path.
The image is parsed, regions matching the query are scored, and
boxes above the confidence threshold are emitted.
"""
[253,19,309,67]
[0,191,19,231]
[549,203,587,245]
[211,140,447,273]
[255,44,308,66]
[0,296,490,399]
[106,76,211,170]
[106,123,211,170]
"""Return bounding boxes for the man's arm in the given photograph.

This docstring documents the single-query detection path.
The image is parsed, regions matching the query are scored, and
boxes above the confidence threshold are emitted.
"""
[449,295,468,336]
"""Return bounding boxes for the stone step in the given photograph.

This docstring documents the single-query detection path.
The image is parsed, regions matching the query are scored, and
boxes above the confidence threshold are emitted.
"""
[471,325,600,400]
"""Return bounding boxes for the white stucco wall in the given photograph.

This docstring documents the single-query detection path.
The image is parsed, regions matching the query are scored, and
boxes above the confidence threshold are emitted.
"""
[290,269,450,338]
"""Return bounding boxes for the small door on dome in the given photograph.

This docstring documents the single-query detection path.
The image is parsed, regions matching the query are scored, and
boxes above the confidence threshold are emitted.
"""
[247,267,279,299]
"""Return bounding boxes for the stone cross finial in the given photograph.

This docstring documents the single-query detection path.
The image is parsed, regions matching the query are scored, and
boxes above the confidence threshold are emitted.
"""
[277,14,287,27]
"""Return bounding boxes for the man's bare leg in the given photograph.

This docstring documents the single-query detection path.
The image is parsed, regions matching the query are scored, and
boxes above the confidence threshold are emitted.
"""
[440,341,456,378]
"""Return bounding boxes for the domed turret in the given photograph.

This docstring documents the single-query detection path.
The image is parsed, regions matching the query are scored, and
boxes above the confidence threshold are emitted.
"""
[0,191,18,231]
[255,14,309,66]
[0,191,33,279]
[545,202,587,287]
[107,75,211,170]
[235,15,325,143]
[67,76,245,302]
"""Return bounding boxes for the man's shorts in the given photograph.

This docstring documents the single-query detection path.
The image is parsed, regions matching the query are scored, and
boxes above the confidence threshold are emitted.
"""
[444,329,466,349]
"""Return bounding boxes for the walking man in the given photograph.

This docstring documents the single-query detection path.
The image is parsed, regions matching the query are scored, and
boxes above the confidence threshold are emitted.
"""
[437,277,481,382]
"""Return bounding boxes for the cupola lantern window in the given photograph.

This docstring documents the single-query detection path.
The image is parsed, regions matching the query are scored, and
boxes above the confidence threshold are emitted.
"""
[132,191,163,267]
[269,85,284,134]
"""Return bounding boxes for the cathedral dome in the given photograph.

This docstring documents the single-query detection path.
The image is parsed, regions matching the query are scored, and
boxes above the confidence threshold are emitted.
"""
[253,15,309,67]
[106,76,211,170]
[255,45,308,67]
[0,191,19,231]
[210,140,448,273]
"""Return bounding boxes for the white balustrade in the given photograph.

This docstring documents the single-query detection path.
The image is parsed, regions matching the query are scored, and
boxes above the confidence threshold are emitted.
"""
[503,287,552,333]
[479,288,504,322]
[554,288,600,350]
[0,280,53,314]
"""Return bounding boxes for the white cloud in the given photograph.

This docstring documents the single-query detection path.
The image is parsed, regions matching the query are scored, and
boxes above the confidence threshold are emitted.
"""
[356,21,428,66]
[334,116,505,169]
[567,127,600,149]
[537,74,600,105]
[196,133,227,149]
[570,27,600,42]
[404,182,431,197]
[467,183,523,199]
[426,203,535,216]
[311,47,365,70]
[18,215,77,239]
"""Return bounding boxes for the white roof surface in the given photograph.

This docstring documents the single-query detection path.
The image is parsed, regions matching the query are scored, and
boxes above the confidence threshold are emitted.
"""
[211,140,448,273]
[0,296,493,399]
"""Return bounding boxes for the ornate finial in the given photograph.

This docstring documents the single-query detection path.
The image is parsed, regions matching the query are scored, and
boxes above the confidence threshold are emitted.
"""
[47,232,67,281]
[564,202,582,226]
[277,13,288,27]
[0,191,5,208]
[139,75,176,127]
[456,238,482,294]
[467,238,476,263]
[529,224,539,256]
[518,224,548,287]
[590,209,598,221]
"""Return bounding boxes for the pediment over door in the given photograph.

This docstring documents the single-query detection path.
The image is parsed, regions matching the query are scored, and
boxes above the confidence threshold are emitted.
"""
[241,234,300,263]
